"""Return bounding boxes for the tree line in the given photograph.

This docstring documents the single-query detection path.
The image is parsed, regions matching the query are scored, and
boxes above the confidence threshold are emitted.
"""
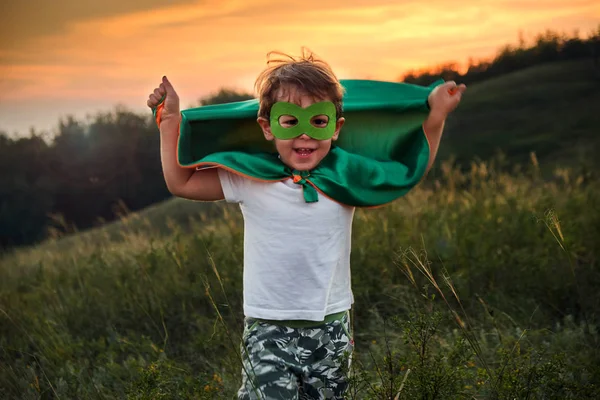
[1,27,598,250]
[402,27,600,86]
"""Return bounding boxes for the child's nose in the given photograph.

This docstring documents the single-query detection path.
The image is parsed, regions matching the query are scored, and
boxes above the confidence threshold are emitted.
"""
[298,133,311,140]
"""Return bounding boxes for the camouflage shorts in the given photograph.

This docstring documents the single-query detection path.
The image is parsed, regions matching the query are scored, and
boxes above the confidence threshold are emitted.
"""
[237,311,354,400]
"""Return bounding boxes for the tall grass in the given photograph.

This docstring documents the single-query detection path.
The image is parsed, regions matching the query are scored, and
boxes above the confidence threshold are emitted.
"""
[1,157,598,399]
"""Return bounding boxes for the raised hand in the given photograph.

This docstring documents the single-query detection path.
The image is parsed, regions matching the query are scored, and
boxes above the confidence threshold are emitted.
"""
[147,76,180,123]
[428,81,467,117]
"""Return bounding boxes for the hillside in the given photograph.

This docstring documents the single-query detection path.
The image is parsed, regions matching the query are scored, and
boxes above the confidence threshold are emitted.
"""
[439,59,600,169]
[2,154,599,398]
[7,196,238,259]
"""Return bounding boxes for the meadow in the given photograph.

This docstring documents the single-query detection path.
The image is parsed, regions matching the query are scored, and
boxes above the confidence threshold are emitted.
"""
[1,156,599,399]
[440,59,600,170]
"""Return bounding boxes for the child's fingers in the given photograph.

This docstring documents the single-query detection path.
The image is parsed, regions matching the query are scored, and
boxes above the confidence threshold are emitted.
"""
[153,87,164,98]
[147,93,162,107]
[443,81,456,89]
[147,96,157,107]
[162,76,175,94]
[147,77,175,109]
[450,83,466,92]
[440,81,456,95]
[448,83,466,96]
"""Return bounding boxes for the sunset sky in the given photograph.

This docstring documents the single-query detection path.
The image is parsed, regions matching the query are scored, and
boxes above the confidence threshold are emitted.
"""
[1,0,598,136]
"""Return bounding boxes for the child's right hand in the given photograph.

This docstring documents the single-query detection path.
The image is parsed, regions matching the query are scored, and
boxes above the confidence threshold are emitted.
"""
[147,76,180,123]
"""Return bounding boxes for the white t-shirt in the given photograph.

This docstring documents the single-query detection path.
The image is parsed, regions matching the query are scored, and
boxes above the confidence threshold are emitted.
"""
[218,169,355,321]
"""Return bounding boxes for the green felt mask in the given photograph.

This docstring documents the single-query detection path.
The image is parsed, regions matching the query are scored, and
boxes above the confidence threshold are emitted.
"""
[270,101,337,140]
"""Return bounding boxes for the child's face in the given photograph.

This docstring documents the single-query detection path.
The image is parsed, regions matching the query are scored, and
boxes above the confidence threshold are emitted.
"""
[257,85,345,171]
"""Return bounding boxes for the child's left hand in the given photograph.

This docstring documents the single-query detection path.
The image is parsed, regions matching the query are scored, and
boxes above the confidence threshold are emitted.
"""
[428,81,467,117]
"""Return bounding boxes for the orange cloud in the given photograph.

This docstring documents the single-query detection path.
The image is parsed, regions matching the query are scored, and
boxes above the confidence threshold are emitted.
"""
[0,0,598,134]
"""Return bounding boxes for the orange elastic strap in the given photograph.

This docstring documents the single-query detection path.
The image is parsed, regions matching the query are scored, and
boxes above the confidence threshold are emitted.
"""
[155,103,164,126]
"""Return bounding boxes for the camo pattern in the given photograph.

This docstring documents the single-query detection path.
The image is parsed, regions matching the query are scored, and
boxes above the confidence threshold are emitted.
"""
[237,312,354,399]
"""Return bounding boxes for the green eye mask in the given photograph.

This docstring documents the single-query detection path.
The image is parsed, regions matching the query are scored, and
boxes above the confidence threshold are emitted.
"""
[270,101,337,140]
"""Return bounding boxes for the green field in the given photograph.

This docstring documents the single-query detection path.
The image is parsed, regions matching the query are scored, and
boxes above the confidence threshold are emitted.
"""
[440,59,600,170]
[1,60,600,399]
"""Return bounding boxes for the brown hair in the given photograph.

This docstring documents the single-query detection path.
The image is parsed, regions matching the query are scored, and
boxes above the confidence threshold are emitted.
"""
[254,47,345,120]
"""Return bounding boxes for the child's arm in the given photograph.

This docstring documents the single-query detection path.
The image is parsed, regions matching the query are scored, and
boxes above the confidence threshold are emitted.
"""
[147,77,225,201]
[423,81,466,172]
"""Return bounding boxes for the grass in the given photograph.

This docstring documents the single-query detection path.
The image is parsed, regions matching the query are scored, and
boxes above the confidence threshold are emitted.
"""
[439,59,600,170]
[1,156,599,399]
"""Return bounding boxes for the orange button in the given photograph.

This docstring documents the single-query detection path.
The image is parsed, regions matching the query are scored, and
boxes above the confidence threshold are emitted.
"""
[293,175,301,183]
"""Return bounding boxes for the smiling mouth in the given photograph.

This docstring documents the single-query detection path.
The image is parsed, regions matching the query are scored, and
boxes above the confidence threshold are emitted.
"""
[294,148,316,157]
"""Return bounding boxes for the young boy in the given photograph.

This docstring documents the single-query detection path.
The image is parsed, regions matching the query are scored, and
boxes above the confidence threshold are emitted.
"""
[147,50,465,399]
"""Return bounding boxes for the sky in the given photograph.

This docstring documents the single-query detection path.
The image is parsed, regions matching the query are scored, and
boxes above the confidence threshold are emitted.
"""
[0,0,598,137]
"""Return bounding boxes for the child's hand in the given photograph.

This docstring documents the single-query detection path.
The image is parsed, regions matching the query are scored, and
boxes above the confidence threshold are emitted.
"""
[428,81,467,118]
[147,76,180,123]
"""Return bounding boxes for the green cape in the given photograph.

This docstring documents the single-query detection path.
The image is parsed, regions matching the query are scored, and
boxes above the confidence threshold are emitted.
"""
[156,79,442,207]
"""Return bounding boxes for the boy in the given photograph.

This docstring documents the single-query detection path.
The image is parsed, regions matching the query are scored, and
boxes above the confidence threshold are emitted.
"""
[147,50,465,399]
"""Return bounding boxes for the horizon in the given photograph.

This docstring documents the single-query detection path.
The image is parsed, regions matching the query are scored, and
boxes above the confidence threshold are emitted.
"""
[1,0,598,137]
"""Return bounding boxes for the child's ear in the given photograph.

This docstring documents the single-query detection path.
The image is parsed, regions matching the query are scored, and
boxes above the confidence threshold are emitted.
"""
[332,117,345,141]
[257,117,274,141]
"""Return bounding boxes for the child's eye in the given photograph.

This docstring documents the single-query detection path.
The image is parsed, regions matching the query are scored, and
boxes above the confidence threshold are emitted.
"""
[279,116,298,127]
[311,115,329,127]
